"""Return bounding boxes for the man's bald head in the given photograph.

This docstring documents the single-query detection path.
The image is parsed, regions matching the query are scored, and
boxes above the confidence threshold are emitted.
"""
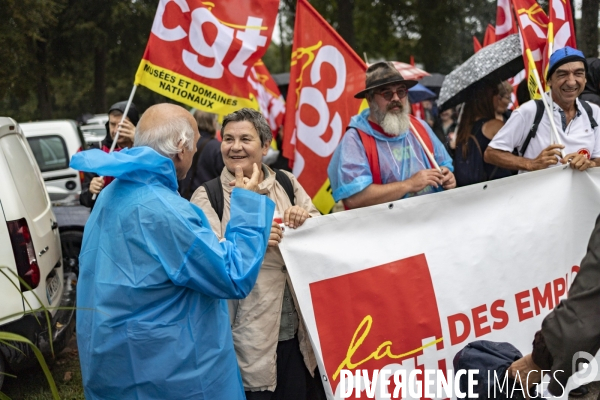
[134,103,198,159]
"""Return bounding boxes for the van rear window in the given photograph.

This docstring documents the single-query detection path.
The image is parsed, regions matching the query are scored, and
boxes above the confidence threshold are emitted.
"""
[0,134,49,217]
[27,135,69,172]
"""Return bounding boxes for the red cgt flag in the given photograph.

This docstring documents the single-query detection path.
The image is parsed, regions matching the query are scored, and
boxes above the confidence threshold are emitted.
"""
[548,0,576,51]
[544,0,577,81]
[248,60,285,138]
[495,0,518,40]
[512,0,549,99]
[282,0,366,214]
[134,0,279,115]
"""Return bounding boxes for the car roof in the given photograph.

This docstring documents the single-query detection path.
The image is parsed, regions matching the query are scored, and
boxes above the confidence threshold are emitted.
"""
[0,117,19,139]
[19,119,86,152]
[20,120,77,133]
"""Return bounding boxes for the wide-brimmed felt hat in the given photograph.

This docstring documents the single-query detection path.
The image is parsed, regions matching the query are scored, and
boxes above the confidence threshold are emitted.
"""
[547,46,587,80]
[355,61,418,99]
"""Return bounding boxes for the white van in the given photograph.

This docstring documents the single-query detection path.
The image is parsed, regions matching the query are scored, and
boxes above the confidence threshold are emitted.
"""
[20,120,87,206]
[0,118,76,389]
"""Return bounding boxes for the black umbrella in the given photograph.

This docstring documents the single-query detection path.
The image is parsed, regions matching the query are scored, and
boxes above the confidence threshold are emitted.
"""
[420,73,446,96]
[438,34,524,110]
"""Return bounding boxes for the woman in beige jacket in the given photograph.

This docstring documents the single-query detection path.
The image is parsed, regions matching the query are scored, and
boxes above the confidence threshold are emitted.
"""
[191,108,323,400]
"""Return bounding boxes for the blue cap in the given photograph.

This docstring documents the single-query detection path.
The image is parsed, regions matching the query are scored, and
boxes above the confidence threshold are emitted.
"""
[547,46,587,80]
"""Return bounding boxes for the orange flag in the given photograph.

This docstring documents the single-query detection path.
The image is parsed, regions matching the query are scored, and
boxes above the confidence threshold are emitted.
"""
[473,36,483,53]
[248,60,285,138]
[483,24,497,47]
[134,0,279,115]
[282,0,366,214]
[512,0,549,99]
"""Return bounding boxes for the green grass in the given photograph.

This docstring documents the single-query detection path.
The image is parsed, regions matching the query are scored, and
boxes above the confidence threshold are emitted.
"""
[1,337,83,400]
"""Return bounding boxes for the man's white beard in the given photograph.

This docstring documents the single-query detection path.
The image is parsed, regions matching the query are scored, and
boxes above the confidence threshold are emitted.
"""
[371,104,410,136]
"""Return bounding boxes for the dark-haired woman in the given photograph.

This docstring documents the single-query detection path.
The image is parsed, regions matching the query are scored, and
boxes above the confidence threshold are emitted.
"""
[454,82,515,187]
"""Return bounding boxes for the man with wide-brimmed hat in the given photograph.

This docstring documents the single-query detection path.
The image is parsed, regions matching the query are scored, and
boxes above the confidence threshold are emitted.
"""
[327,61,456,209]
[485,46,600,173]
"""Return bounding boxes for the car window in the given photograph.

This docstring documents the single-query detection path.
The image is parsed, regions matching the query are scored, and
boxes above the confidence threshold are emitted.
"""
[70,120,88,151]
[0,134,49,218]
[26,135,69,172]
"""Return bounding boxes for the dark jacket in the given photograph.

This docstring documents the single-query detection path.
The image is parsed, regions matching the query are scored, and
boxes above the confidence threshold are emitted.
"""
[178,132,224,200]
[79,101,138,209]
[453,341,524,400]
[532,213,600,395]
[454,118,513,187]
[79,136,120,209]
[580,58,600,107]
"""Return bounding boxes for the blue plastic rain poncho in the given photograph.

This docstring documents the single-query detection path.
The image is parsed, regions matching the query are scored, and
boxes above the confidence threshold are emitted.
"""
[327,109,453,202]
[70,146,274,400]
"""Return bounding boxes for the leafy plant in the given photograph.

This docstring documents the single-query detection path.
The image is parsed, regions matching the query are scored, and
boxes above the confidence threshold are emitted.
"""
[0,266,60,400]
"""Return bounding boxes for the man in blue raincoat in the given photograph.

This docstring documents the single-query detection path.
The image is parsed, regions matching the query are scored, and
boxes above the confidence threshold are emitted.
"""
[70,103,275,400]
[328,61,456,209]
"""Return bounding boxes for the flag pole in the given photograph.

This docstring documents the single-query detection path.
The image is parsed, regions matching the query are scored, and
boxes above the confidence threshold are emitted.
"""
[409,120,441,172]
[92,84,138,200]
[109,85,138,152]
[525,50,565,158]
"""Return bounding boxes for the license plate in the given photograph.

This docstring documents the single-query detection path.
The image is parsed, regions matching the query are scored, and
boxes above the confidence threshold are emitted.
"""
[46,274,61,304]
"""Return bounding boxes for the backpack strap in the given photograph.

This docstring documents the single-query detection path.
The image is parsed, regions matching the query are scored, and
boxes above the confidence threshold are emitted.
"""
[354,128,382,184]
[201,177,224,221]
[520,99,545,156]
[408,115,435,157]
[274,169,295,205]
[580,100,599,130]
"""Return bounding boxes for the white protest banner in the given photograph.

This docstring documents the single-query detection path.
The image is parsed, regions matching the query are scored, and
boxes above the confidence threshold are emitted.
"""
[279,167,600,399]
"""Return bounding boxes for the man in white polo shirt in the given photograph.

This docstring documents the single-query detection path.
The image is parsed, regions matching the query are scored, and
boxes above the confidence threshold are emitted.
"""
[485,47,600,172]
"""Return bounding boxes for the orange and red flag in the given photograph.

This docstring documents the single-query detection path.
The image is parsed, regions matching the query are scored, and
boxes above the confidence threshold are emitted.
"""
[282,0,366,214]
[135,0,279,115]
[512,0,549,99]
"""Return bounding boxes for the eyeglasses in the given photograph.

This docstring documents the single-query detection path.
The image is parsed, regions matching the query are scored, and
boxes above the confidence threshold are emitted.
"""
[375,87,408,101]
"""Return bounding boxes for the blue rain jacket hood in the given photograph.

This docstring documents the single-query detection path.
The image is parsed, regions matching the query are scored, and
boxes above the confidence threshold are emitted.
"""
[328,109,453,202]
[71,146,274,400]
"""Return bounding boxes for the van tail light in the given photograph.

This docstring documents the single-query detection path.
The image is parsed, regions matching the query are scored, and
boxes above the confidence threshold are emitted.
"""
[77,146,85,186]
[7,218,40,291]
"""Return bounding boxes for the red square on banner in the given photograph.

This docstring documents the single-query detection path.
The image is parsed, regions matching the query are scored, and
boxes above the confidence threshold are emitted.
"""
[310,254,444,394]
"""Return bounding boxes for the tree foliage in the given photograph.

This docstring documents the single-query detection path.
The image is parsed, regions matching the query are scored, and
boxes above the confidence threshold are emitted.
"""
[580,0,599,57]
[270,0,500,74]
[0,0,597,121]
[0,0,168,122]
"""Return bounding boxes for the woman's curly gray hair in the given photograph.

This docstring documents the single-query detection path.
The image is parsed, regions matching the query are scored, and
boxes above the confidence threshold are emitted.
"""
[221,108,272,146]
